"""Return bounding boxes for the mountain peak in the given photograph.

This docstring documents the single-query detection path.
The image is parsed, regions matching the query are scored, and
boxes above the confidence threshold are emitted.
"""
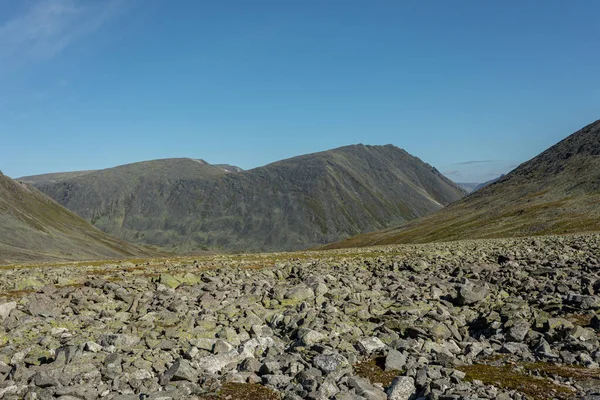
[323,118,600,249]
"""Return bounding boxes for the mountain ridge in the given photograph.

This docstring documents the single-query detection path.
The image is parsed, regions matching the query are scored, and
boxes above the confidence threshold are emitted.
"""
[28,144,466,253]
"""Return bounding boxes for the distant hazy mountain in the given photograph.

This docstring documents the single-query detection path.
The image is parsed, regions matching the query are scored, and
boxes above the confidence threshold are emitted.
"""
[0,172,159,264]
[26,145,466,253]
[474,174,505,191]
[455,182,480,193]
[323,119,600,249]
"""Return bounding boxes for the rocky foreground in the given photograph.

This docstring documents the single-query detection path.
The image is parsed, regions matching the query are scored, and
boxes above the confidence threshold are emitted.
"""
[2,235,600,399]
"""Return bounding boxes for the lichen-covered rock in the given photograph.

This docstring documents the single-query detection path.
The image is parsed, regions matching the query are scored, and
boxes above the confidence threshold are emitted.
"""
[0,302,16,321]
[387,376,416,400]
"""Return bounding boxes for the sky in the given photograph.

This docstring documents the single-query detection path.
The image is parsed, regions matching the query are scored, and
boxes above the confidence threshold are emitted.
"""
[1,0,599,183]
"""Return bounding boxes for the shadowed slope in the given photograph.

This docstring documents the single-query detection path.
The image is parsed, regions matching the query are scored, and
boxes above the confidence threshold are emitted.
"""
[0,172,161,264]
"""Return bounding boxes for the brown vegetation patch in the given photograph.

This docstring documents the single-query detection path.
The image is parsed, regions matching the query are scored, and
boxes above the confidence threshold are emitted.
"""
[457,364,575,400]
[354,356,401,387]
[0,289,35,300]
[201,383,280,400]
[565,313,594,327]
[524,362,600,380]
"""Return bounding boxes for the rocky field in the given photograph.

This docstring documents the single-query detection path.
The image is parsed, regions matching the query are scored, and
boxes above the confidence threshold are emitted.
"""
[2,234,600,399]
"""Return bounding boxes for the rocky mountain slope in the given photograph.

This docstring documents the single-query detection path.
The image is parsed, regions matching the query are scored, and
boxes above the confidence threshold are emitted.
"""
[25,145,466,253]
[0,172,160,264]
[324,119,600,249]
[1,234,600,399]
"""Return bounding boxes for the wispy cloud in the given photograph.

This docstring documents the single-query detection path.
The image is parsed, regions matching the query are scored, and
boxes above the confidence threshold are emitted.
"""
[453,160,500,165]
[443,170,461,177]
[0,0,130,65]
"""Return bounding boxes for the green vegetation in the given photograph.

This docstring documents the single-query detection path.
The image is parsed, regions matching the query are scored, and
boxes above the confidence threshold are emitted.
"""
[458,364,575,400]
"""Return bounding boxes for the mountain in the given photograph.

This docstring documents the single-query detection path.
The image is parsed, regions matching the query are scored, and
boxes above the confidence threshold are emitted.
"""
[0,171,161,264]
[25,145,466,252]
[456,182,480,193]
[322,119,600,249]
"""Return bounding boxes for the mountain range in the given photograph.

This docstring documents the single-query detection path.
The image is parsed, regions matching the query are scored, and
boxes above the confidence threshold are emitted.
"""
[323,119,600,249]
[21,144,466,253]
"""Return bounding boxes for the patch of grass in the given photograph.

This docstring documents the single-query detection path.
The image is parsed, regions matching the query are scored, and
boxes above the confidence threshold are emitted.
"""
[354,356,401,387]
[0,288,35,299]
[481,354,511,363]
[524,362,600,380]
[200,383,280,400]
[523,189,550,199]
[457,364,575,400]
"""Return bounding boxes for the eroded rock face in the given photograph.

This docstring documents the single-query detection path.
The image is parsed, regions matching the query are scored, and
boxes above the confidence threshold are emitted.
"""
[1,234,600,399]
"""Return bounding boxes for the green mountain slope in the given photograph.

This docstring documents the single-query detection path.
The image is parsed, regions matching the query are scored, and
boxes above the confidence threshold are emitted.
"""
[323,119,600,249]
[0,172,162,264]
[26,145,466,252]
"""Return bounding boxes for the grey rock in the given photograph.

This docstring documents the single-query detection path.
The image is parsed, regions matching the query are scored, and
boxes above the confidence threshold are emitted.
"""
[357,337,386,354]
[102,353,122,380]
[506,319,530,342]
[285,286,315,302]
[262,374,292,387]
[297,328,326,346]
[347,376,387,400]
[456,282,489,306]
[387,376,416,400]
[313,353,349,374]
[385,349,407,371]
[196,350,242,374]
[0,302,16,321]
[162,358,198,383]
[34,370,61,388]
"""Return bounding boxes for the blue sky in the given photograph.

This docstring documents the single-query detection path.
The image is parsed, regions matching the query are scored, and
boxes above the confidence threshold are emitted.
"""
[1,0,599,182]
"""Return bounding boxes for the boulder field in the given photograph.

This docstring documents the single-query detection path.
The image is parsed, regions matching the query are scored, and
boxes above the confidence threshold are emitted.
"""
[1,234,600,399]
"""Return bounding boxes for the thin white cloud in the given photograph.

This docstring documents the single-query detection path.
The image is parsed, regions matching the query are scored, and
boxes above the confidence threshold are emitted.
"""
[0,0,130,64]
[452,160,501,165]
[443,170,461,177]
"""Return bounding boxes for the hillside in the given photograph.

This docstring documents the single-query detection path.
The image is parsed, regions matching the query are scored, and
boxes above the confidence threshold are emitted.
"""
[323,119,600,249]
[26,145,466,252]
[0,172,161,264]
